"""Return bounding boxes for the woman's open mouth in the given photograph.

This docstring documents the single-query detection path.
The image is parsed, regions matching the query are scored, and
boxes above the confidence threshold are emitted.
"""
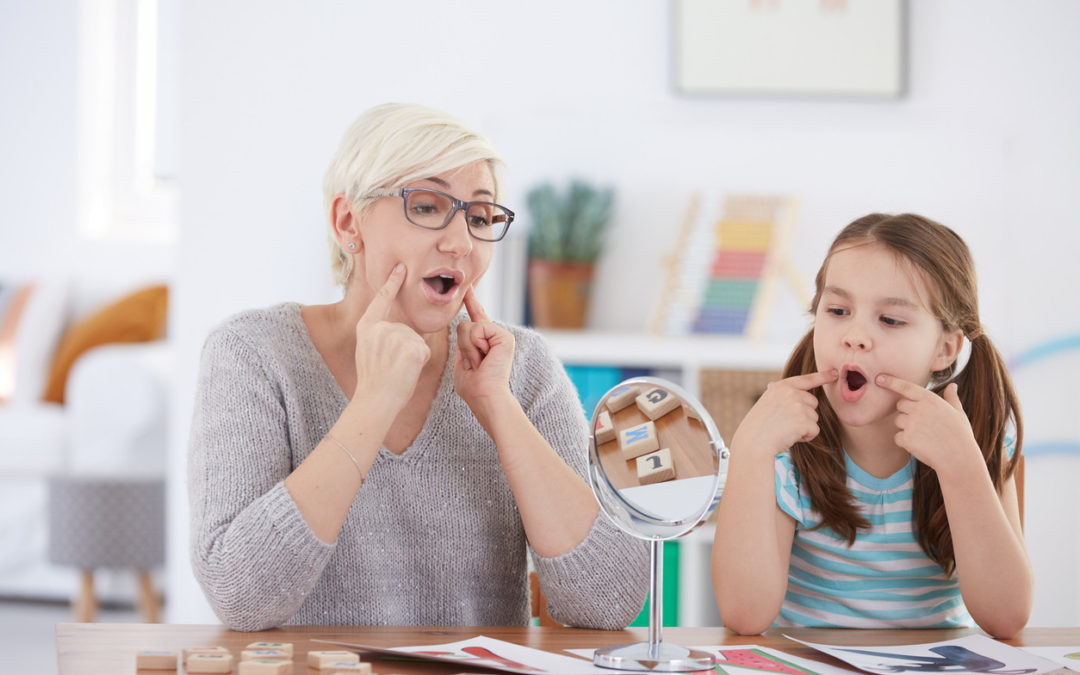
[841,366,869,403]
[421,270,463,304]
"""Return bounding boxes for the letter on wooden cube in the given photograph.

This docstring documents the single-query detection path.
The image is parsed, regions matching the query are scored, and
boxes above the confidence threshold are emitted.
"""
[183,646,230,664]
[595,410,616,444]
[605,385,638,413]
[187,653,235,673]
[619,420,659,459]
[136,649,178,670]
[636,448,675,485]
[245,642,293,657]
[238,660,291,675]
[636,387,680,420]
[308,651,361,669]
[241,649,289,661]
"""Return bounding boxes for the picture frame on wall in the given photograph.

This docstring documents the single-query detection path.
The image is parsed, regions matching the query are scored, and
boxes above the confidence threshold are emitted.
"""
[674,0,906,98]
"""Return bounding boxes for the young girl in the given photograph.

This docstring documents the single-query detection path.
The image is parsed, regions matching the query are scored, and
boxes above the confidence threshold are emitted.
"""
[711,213,1031,638]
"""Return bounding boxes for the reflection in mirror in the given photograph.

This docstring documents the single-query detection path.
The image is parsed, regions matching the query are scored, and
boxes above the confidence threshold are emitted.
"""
[588,377,728,672]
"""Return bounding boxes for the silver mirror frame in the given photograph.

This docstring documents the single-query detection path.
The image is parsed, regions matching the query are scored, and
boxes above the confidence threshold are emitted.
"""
[587,376,729,672]
[588,377,728,540]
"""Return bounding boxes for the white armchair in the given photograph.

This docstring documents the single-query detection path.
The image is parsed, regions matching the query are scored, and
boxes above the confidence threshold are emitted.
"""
[0,338,171,604]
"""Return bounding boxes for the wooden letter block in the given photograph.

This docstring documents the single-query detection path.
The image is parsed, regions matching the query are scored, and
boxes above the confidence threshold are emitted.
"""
[183,646,230,664]
[595,410,616,444]
[323,663,373,674]
[636,387,680,420]
[308,650,361,669]
[135,649,178,670]
[241,649,289,661]
[619,420,659,459]
[237,660,290,675]
[605,384,638,413]
[245,642,293,657]
[636,448,675,485]
[187,652,235,673]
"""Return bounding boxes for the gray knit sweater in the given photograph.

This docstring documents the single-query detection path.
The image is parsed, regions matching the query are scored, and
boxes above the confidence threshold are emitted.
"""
[188,303,649,631]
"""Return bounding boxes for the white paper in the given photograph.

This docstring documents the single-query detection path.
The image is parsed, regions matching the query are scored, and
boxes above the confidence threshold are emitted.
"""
[789,634,1062,674]
[569,645,859,675]
[1019,647,1080,671]
[313,635,638,675]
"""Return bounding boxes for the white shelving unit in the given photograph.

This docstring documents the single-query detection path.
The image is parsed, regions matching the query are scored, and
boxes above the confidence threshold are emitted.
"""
[540,329,794,626]
[539,330,794,399]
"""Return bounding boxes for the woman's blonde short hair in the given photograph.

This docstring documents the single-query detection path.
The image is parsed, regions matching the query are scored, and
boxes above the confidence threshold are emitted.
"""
[323,103,504,286]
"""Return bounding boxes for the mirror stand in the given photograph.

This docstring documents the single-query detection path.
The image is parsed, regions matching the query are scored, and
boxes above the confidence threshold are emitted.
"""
[593,539,716,672]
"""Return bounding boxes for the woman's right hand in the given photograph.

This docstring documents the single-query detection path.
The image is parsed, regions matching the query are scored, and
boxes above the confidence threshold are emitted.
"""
[352,263,430,414]
[731,369,837,457]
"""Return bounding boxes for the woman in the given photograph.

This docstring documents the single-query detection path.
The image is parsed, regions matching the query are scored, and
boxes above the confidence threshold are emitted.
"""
[188,103,649,631]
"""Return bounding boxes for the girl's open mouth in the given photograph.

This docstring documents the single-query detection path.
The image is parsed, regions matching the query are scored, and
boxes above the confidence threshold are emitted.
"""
[841,366,869,403]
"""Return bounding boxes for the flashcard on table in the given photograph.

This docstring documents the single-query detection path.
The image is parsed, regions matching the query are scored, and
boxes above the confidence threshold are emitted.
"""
[568,645,859,675]
[1019,647,1080,671]
[636,448,675,485]
[605,385,638,412]
[312,634,620,674]
[790,634,1063,675]
[595,410,616,444]
[635,387,680,420]
[619,420,659,459]
[135,649,178,670]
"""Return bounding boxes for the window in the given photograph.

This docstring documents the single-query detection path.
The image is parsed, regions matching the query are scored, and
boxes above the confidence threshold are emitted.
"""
[77,0,177,242]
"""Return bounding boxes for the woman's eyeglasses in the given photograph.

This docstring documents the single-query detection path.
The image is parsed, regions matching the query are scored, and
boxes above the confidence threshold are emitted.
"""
[365,187,514,242]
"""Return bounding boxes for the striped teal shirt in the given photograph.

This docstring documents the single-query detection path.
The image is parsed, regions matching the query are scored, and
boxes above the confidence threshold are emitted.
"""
[773,451,972,628]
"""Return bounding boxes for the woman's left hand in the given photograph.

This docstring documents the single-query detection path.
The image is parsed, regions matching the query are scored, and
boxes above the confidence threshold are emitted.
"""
[454,288,515,416]
[875,374,983,478]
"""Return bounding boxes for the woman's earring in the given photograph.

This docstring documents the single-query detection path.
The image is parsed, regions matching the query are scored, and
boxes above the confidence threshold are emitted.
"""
[347,242,357,251]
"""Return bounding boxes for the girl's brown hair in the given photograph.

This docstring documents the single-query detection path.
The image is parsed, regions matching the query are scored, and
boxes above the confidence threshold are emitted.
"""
[785,213,1023,575]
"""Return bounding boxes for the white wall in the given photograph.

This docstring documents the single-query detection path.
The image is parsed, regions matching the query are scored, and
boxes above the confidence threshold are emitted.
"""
[4,0,1077,627]
[167,0,1080,626]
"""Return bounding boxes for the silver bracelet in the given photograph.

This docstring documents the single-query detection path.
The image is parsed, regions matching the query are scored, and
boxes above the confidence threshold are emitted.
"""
[326,432,363,478]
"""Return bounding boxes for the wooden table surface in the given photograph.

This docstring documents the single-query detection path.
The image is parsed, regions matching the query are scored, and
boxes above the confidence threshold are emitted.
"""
[55,623,1080,674]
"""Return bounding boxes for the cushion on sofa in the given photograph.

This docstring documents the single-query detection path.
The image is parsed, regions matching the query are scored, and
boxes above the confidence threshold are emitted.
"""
[0,283,34,403]
[0,281,70,405]
[43,285,168,404]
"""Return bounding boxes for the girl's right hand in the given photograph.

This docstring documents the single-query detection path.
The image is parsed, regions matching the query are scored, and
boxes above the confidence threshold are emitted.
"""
[352,263,431,414]
[731,369,838,457]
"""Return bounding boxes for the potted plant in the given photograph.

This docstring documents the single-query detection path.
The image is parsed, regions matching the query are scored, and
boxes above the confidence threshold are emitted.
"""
[526,180,614,329]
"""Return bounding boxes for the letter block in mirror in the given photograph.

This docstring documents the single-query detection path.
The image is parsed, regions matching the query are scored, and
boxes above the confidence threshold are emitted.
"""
[636,448,675,485]
[595,410,616,444]
[619,420,659,459]
[605,384,638,412]
[636,386,680,420]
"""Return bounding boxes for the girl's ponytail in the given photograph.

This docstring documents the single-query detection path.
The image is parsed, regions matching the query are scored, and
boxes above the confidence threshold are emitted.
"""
[915,331,1023,574]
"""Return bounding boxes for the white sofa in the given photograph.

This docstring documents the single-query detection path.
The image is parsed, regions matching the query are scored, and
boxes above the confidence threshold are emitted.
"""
[0,279,171,603]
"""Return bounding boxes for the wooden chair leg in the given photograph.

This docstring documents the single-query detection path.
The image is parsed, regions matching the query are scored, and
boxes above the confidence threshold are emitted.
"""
[136,570,160,623]
[73,570,97,622]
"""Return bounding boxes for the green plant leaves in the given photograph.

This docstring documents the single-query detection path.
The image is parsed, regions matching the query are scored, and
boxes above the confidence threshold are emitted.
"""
[526,180,613,263]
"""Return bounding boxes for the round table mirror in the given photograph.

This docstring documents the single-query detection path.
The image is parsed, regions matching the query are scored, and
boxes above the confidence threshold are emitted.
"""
[587,376,728,672]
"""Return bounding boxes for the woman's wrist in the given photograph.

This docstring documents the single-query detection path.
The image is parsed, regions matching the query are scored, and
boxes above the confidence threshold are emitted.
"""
[467,389,522,440]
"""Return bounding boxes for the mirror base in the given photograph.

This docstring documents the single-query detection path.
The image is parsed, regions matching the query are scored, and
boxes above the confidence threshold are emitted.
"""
[593,641,717,672]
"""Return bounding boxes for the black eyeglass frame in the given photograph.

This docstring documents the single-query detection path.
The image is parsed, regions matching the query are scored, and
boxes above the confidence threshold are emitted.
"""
[365,187,515,242]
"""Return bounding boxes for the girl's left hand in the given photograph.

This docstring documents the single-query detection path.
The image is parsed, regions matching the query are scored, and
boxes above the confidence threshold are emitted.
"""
[875,374,982,477]
[453,288,515,413]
